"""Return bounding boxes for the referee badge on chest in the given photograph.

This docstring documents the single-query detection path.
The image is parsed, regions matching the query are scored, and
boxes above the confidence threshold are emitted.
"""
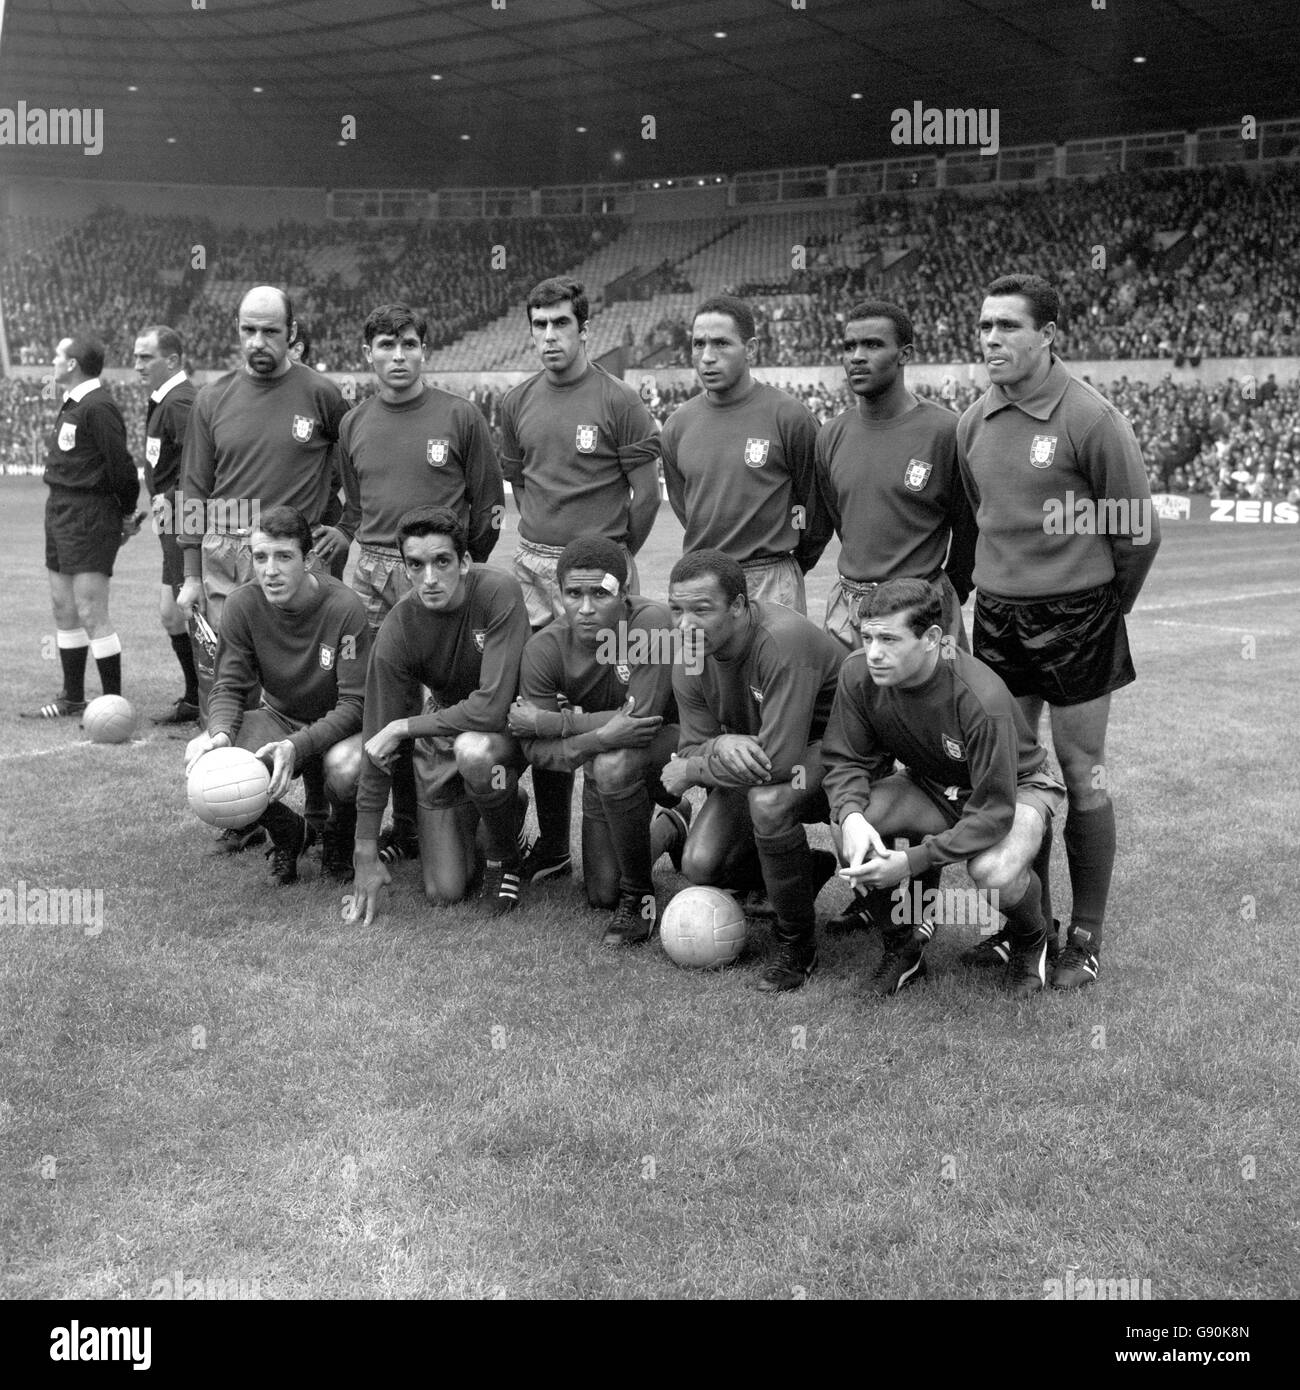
[743,438,770,468]
[319,644,335,671]
[145,437,161,466]
[904,458,931,491]
[57,421,77,451]
[292,415,315,443]
[575,424,598,454]
[1029,434,1057,469]
[427,438,449,467]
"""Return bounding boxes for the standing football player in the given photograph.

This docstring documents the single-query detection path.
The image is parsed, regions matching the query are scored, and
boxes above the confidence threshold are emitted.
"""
[508,535,690,945]
[660,295,824,614]
[957,274,1160,988]
[349,506,531,924]
[22,335,140,720]
[337,302,505,865]
[183,506,369,885]
[133,324,200,725]
[499,276,662,889]
[661,550,844,993]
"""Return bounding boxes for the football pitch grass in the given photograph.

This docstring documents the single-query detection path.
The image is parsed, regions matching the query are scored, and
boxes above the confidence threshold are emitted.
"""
[1,478,1296,1302]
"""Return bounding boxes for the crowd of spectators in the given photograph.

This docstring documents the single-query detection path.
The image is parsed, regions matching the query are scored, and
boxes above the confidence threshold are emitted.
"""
[0,210,622,372]
[733,165,1300,366]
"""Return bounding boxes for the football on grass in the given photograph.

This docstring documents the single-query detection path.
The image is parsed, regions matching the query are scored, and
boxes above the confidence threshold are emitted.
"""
[187,747,271,829]
[659,886,747,968]
[82,694,137,744]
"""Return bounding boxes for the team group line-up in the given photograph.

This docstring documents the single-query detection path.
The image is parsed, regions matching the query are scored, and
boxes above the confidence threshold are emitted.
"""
[26,271,1159,998]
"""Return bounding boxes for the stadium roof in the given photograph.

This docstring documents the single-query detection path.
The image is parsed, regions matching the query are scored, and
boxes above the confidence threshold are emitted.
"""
[1,0,1296,191]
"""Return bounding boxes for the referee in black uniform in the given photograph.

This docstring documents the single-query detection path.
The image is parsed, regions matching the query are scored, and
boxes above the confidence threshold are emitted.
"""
[133,324,199,724]
[22,334,141,720]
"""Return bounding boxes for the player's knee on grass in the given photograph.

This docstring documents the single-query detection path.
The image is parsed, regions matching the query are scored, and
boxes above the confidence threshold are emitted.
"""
[323,734,362,803]
[746,782,801,837]
[588,746,642,796]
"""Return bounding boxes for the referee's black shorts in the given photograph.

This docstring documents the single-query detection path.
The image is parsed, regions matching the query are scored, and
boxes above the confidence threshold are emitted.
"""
[974,582,1135,706]
[44,490,122,577]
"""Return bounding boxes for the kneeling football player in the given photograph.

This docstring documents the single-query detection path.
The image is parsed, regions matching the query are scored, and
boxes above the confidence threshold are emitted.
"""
[507,535,691,946]
[349,506,531,924]
[660,550,846,992]
[183,506,369,885]
[821,578,1066,997]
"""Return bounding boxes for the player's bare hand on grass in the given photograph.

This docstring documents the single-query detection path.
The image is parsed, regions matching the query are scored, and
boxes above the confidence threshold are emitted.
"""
[311,524,349,565]
[184,730,228,774]
[597,697,663,750]
[507,696,543,737]
[254,739,296,801]
[345,847,391,925]
[365,720,408,765]
[712,734,771,784]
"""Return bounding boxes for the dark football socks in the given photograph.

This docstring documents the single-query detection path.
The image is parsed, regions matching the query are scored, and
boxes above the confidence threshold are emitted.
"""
[169,632,199,705]
[1000,870,1047,944]
[1032,820,1054,933]
[1063,801,1116,954]
[468,782,521,865]
[390,746,419,841]
[90,633,122,697]
[57,628,89,703]
[531,767,573,860]
[753,826,815,938]
[598,779,654,900]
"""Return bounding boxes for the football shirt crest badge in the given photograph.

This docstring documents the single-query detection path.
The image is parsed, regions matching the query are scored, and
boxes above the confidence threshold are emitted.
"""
[744,438,770,468]
[904,459,932,491]
[615,664,632,685]
[749,685,765,704]
[57,421,77,451]
[1029,435,1057,468]
[575,424,598,454]
[145,437,161,466]
[292,415,315,443]
[319,644,335,671]
[427,438,449,467]
[942,734,965,760]
[473,630,487,653]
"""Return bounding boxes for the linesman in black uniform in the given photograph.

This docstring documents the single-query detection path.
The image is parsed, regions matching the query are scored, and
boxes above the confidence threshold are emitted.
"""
[133,324,199,724]
[23,334,140,720]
